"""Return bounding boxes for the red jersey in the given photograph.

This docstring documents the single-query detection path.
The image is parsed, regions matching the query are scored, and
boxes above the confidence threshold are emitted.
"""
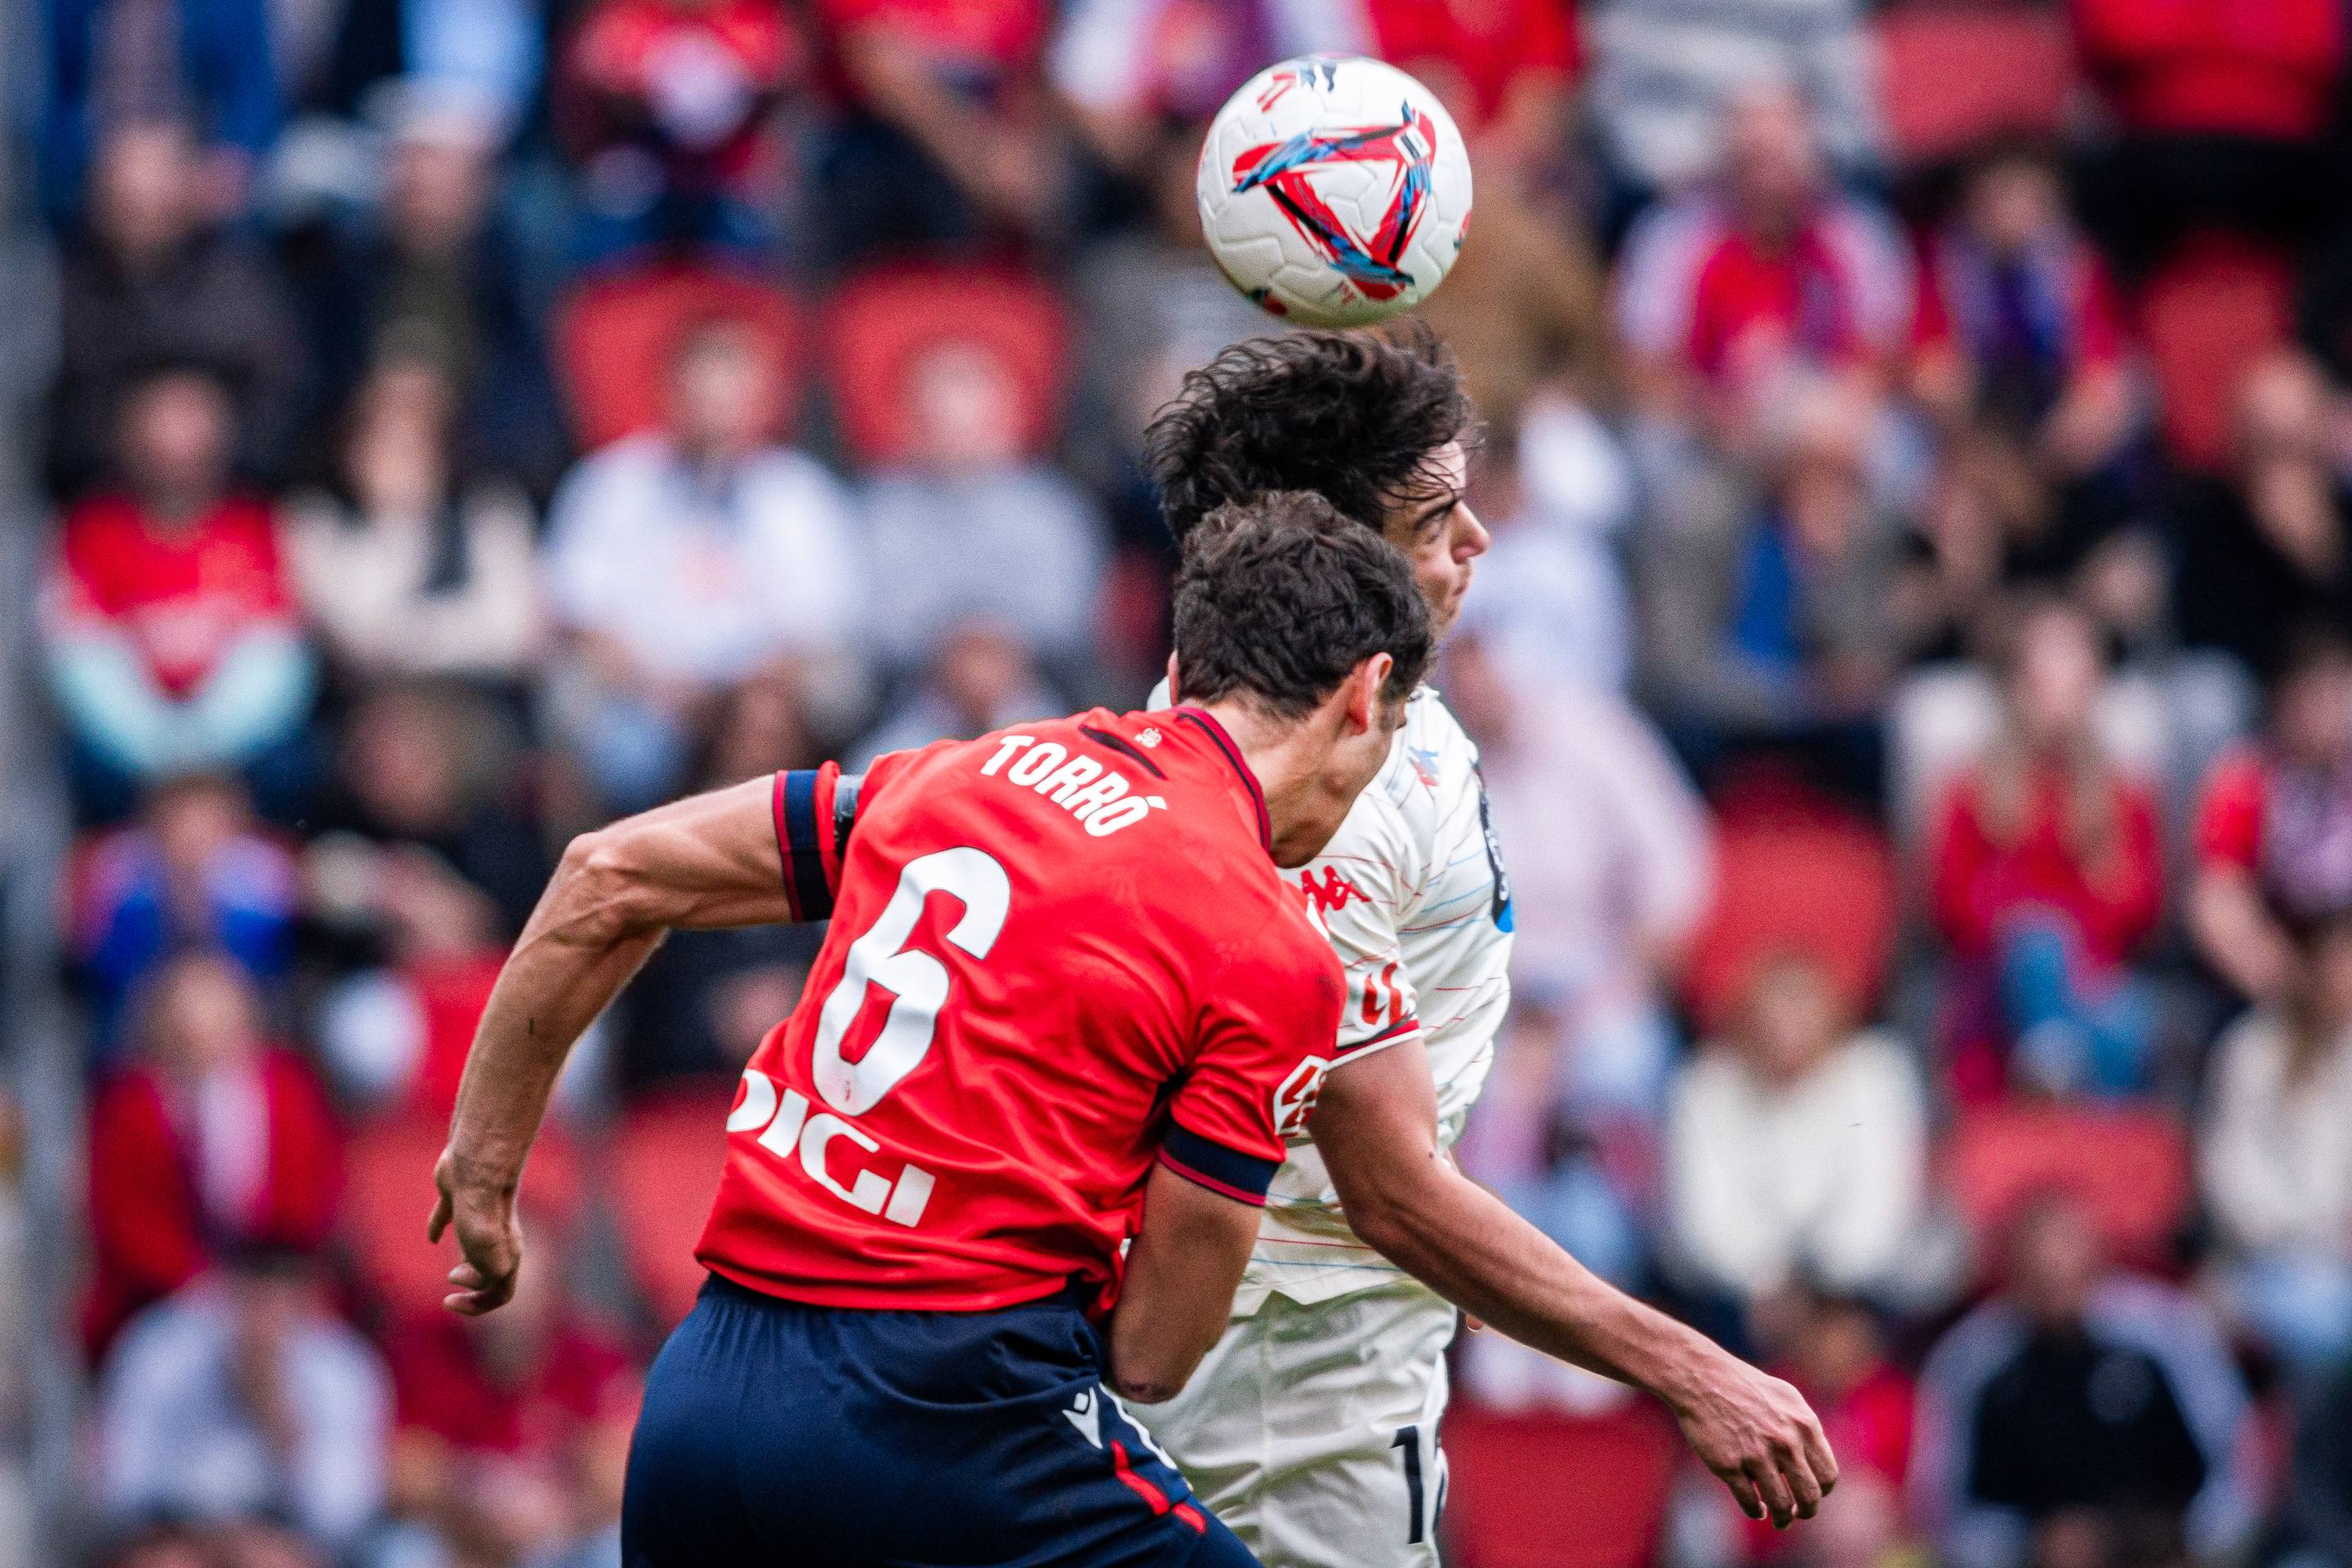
[53,495,294,696]
[697,706,1346,1314]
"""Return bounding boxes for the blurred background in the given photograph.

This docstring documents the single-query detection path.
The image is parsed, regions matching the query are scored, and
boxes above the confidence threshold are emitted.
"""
[3,0,2352,1566]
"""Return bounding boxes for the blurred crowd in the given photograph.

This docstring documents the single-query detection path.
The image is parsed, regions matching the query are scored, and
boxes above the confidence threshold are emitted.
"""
[19,1,2352,1567]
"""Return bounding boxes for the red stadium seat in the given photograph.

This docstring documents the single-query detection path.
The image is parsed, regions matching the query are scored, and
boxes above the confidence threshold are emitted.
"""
[1875,3,2075,166]
[2139,232,2293,472]
[612,1085,737,1327]
[1940,1100,2193,1272]
[554,261,801,449]
[1682,778,1896,1036]
[818,263,1070,467]
[1443,1401,1678,1568]
[340,1109,581,1313]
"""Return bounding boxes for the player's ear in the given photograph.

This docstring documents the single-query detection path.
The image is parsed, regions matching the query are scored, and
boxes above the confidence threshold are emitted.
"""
[1348,653,1394,735]
[1165,651,1183,703]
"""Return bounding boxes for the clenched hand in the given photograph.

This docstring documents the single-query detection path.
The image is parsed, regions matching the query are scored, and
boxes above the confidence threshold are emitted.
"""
[1670,1353,1839,1529]
[427,1147,523,1316]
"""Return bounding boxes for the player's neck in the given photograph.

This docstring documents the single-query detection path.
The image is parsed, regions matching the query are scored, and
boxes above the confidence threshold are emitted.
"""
[1200,699,1358,869]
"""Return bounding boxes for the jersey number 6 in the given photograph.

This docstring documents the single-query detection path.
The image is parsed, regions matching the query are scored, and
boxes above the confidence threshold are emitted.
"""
[811,847,1012,1115]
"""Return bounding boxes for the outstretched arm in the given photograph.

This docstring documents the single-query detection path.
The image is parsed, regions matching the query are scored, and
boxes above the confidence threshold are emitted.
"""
[1312,1038,1839,1530]
[430,776,796,1314]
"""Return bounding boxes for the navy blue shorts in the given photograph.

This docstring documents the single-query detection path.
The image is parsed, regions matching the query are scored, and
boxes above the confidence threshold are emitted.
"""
[621,1274,1258,1568]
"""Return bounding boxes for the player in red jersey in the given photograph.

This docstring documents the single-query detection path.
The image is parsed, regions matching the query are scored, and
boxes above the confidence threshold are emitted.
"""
[428,493,1432,1568]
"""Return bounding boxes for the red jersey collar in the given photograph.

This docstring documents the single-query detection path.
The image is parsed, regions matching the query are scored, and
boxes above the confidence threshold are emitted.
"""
[1175,707,1272,855]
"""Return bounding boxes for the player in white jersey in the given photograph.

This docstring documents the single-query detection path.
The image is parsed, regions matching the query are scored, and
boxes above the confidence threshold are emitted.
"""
[1138,332,1838,1566]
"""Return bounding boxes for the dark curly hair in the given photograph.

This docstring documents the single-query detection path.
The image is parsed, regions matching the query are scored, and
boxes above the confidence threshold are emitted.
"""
[1146,328,1476,546]
[1172,490,1432,719]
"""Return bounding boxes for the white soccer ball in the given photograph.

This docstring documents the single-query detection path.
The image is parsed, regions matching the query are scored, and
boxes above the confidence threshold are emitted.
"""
[1196,56,1473,328]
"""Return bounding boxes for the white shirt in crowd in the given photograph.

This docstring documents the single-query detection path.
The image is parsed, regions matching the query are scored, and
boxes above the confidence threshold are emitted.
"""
[1666,1029,1927,1299]
[2200,1013,2352,1260]
[544,434,860,684]
[285,484,546,682]
[97,1280,389,1548]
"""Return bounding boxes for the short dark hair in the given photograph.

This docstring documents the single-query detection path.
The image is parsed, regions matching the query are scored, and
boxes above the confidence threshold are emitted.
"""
[1172,491,1432,719]
[1147,328,1475,545]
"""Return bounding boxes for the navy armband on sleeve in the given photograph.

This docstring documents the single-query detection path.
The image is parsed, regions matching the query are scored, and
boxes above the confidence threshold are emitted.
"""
[1157,1124,1280,1206]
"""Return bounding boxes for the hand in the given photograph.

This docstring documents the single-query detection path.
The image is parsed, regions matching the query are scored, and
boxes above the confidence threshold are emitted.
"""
[427,1147,522,1316]
[1668,1352,1838,1530]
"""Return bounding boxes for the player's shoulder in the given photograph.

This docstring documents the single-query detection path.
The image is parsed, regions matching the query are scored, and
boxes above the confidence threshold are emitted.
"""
[1366,688,1481,824]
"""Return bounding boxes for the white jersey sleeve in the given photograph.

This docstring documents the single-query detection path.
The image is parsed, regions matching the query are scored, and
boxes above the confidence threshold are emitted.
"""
[1298,791,1428,1064]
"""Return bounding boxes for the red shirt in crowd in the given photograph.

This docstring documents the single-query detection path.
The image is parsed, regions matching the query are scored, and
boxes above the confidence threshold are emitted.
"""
[1929,763,2165,969]
[2072,0,2345,142]
[385,1312,640,1456]
[82,1047,341,1355]
[561,0,802,179]
[1912,229,2128,381]
[55,495,296,697]
[2195,746,2352,928]
[1362,0,1579,128]
[1617,199,1913,386]
[697,709,1346,1316]
[817,0,1049,74]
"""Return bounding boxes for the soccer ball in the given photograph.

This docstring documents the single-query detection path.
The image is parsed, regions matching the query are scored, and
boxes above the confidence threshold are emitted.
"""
[1196,56,1472,328]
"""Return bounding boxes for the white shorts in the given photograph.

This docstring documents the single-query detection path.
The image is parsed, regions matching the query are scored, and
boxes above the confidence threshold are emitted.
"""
[1142,1281,1459,1568]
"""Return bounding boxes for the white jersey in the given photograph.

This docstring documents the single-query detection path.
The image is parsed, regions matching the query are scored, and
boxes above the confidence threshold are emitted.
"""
[1156,681,1515,1309]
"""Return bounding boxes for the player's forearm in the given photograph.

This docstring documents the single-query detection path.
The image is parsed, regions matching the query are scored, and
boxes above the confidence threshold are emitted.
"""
[445,834,669,1190]
[1344,1160,1732,1410]
[1107,1164,1260,1403]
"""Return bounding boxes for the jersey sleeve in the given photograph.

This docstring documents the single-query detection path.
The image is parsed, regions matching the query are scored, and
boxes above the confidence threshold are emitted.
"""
[769,761,868,921]
[1163,931,1348,1206]
[1303,805,1427,1065]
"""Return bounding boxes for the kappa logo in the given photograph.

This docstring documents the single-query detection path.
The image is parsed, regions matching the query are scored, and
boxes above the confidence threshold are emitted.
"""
[1272,1055,1332,1137]
[1297,866,1363,929]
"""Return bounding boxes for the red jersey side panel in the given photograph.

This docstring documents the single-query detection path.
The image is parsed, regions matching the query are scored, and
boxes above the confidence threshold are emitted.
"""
[697,709,1345,1313]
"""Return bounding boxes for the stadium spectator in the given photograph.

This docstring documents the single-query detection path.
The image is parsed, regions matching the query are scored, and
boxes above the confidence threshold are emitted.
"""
[1910,1193,2256,1568]
[93,1243,387,1553]
[2190,635,2352,1006]
[1927,599,2164,1097]
[541,315,859,813]
[1463,415,1637,693]
[47,118,303,497]
[812,0,1062,259]
[857,335,1106,676]
[377,1233,636,1568]
[1068,114,1267,537]
[43,363,318,823]
[283,91,567,494]
[555,0,802,263]
[851,618,1063,764]
[1911,145,2143,533]
[1584,0,1878,222]
[2174,351,2352,687]
[1615,81,1909,442]
[82,951,341,1357]
[69,773,296,1054]
[1637,374,1902,777]
[2199,910,2352,1379]
[39,0,279,220]
[2071,0,2346,270]
[1356,0,1578,163]
[1449,630,1709,1131]
[284,356,546,692]
[1664,950,1928,1331]
[310,682,547,941]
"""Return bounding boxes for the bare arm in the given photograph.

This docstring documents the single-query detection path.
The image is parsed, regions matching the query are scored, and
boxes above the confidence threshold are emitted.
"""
[2188,863,2296,1006]
[1312,1039,1839,1529]
[429,776,792,1313]
[1105,1163,1263,1403]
